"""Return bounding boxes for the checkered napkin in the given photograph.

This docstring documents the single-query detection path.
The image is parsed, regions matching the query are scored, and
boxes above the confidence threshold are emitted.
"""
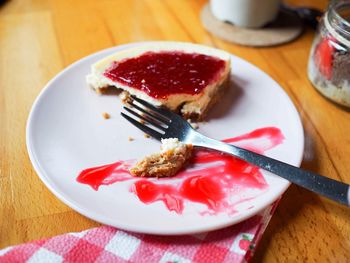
[0,201,278,263]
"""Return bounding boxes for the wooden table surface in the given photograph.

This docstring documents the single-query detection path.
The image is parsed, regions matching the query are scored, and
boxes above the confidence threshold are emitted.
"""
[1,0,349,261]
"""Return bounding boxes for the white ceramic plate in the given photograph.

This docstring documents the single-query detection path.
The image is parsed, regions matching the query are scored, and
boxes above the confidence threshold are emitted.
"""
[26,42,304,235]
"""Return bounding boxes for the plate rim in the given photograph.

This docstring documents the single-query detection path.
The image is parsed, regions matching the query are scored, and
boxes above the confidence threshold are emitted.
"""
[26,41,304,235]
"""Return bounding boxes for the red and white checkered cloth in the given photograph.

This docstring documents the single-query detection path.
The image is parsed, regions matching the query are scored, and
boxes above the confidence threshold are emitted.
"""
[0,201,278,263]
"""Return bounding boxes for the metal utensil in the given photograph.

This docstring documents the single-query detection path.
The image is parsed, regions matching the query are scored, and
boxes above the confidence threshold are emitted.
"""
[121,96,350,206]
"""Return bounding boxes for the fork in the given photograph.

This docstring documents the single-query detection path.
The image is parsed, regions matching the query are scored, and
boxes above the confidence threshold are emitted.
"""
[121,96,350,207]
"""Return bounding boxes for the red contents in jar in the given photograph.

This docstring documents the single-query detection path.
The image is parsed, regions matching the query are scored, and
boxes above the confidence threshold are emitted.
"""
[103,51,226,99]
[314,37,336,80]
[77,127,284,214]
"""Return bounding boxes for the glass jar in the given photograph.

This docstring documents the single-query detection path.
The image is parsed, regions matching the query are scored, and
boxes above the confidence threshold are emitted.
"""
[308,0,350,107]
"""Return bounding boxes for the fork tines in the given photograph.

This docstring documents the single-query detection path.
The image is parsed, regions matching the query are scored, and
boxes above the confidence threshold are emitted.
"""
[121,96,170,140]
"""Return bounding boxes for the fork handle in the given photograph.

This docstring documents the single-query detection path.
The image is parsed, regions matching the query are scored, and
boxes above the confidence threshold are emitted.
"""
[197,137,350,206]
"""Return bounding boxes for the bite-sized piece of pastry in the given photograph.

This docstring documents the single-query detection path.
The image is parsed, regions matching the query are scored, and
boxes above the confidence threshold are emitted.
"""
[130,138,193,178]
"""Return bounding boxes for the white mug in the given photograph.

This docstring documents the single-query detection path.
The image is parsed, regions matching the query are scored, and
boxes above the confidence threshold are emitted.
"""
[210,0,281,28]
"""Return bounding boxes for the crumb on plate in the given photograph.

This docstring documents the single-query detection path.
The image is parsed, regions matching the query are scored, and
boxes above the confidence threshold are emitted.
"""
[102,112,110,119]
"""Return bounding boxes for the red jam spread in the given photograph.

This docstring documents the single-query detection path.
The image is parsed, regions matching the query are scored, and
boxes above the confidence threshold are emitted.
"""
[77,127,284,214]
[103,51,226,99]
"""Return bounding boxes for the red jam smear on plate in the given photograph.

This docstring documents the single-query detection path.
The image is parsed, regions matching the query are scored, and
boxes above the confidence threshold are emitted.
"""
[77,127,284,214]
[103,51,226,99]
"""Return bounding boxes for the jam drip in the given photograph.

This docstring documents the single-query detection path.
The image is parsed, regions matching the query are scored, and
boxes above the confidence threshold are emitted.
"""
[103,51,226,99]
[77,127,284,214]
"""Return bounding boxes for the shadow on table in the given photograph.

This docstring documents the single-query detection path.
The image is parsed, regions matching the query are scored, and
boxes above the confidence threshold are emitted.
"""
[0,0,9,8]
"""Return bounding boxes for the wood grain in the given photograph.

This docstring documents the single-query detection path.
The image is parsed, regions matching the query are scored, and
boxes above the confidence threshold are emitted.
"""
[1,0,349,262]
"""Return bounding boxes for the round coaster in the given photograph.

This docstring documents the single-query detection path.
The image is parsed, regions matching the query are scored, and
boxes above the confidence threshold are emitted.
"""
[201,4,303,47]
